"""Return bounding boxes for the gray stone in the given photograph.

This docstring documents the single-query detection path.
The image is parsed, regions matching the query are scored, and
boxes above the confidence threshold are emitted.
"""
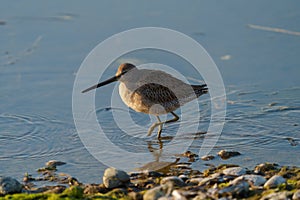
[157,197,172,200]
[198,173,222,186]
[261,191,289,200]
[188,177,204,185]
[264,175,286,189]
[160,176,185,187]
[128,191,143,200]
[232,174,266,186]
[46,160,66,167]
[254,163,279,174]
[171,190,187,200]
[103,167,130,189]
[201,155,215,161]
[192,191,208,200]
[178,175,189,182]
[0,177,22,195]
[143,186,165,200]
[222,167,247,176]
[218,150,241,159]
[293,190,300,200]
[218,180,249,198]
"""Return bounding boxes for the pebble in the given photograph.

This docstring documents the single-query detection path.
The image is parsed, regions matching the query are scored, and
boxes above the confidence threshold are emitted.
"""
[261,191,290,200]
[192,191,208,199]
[201,155,215,161]
[42,185,66,194]
[232,174,266,186]
[188,177,204,185]
[254,163,278,174]
[128,191,143,200]
[218,180,249,198]
[293,190,300,200]
[172,190,187,200]
[222,167,247,176]
[84,184,107,195]
[178,175,189,182]
[143,185,166,200]
[0,177,22,195]
[103,168,130,189]
[157,197,172,200]
[46,160,66,168]
[198,173,221,186]
[264,175,286,189]
[160,176,186,187]
[218,150,241,159]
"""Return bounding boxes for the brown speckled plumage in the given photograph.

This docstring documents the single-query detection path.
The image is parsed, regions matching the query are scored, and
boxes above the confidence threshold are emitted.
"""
[82,63,208,138]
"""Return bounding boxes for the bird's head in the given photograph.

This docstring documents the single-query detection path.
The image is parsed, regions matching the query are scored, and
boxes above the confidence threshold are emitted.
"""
[115,63,136,77]
[82,63,137,93]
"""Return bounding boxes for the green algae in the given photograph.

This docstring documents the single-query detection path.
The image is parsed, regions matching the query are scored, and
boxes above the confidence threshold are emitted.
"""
[61,186,84,199]
[2,186,84,200]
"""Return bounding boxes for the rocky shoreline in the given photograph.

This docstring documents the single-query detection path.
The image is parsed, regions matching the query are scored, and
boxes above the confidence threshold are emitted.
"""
[1,151,300,200]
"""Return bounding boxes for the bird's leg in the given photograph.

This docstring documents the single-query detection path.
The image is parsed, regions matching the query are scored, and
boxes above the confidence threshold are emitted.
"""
[156,116,163,139]
[148,112,179,138]
[165,111,179,123]
[148,116,164,138]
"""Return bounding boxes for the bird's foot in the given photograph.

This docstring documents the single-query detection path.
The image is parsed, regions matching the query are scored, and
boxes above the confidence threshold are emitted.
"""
[147,122,163,137]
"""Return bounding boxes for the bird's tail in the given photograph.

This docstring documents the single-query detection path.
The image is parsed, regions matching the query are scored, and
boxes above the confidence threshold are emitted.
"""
[191,84,208,97]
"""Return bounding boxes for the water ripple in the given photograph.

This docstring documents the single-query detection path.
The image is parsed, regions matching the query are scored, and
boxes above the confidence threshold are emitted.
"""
[0,113,79,160]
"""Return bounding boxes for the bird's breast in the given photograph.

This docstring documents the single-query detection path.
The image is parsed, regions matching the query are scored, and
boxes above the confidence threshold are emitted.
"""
[119,82,147,113]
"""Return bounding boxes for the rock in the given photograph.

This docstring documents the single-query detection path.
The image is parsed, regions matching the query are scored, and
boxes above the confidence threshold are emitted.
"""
[84,184,108,195]
[192,191,208,199]
[222,167,247,176]
[254,163,279,174]
[46,160,66,168]
[177,190,200,199]
[42,185,66,194]
[128,191,143,200]
[201,155,215,161]
[67,177,81,186]
[198,173,222,186]
[106,188,128,199]
[160,176,186,187]
[103,167,130,189]
[232,174,266,186]
[217,150,241,159]
[172,190,187,200]
[62,186,84,199]
[293,190,300,200]
[188,177,204,185]
[157,197,173,200]
[178,175,189,182]
[264,175,286,189]
[0,177,22,195]
[143,186,165,200]
[261,191,290,200]
[218,180,249,198]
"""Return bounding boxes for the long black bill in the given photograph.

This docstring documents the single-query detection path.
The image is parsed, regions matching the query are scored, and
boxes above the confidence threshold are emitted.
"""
[82,75,119,93]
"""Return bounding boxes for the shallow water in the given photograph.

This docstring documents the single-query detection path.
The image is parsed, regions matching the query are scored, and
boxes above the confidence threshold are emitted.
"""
[0,1,300,183]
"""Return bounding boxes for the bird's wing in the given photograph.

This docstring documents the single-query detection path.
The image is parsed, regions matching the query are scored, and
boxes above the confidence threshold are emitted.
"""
[133,83,179,106]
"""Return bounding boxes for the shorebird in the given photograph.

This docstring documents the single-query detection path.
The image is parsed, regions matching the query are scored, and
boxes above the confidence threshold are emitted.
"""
[82,63,208,139]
